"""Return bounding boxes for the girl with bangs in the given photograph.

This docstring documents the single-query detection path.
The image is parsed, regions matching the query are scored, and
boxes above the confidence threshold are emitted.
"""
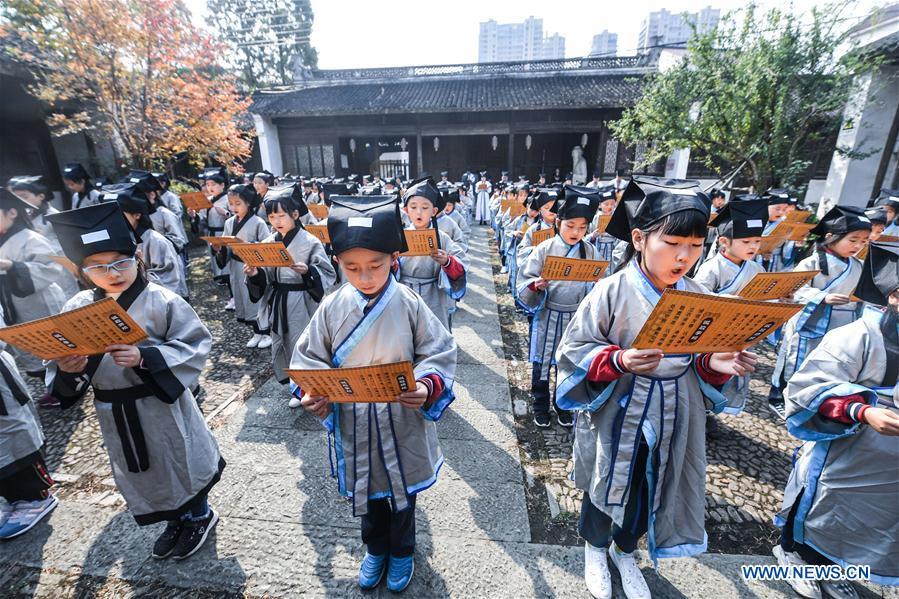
[555,177,757,599]
[244,184,336,405]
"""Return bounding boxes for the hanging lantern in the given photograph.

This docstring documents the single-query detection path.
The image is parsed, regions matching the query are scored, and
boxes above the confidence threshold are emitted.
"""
[581,133,588,147]
[491,135,498,151]
[400,137,408,151]
[525,135,532,150]
[349,138,356,153]
[433,137,440,152]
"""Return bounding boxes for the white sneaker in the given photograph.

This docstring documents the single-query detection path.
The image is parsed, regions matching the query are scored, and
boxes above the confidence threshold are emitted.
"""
[819,580,858,599]
[773,545,822,599]
[609,543,651,599]
[500,265,509,274]
[288,395,302,409]
[584,542,612,599]
[225,298,235,311]
[245,334,261,348]
[256,335,272,349]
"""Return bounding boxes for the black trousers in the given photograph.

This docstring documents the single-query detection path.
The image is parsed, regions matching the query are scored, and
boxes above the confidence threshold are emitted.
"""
[361,495,417,557]
[779,488,833,566]
[0,453,53,502]
[531,362,551,416]
[579,442,649,553]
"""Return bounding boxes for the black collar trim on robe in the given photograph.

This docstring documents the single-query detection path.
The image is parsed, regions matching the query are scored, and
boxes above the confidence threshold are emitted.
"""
[276,225,300,247]
[92,272,148,310]
[231,212,254,237]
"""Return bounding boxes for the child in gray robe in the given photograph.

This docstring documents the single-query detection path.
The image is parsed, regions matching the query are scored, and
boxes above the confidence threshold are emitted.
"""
[215,184,271,348]
[294,194,457,593]
[106,183,189,299]
[45,202,223,561]
[555,178,756,599]
[0,303,56,539]
[0,188,67,376]
[774,242,899,598]
[397,178,467,332]
[517,185,602,429]
[695,199,769,415]
[768,206,871,419]
[245,184,336,396]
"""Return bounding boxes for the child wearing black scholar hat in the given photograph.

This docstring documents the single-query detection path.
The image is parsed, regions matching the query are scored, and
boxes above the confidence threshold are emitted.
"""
[768,205,872,419]
[516,185,604,429]
[554,177,757,599]
[0,188,68,377]
[44,202,224,561]
[292,195,458,593]
[772,241,899,597]
[104,183,189,300]
[398,178,467,331]
[215,184,271,349]
[587,185,619,264]
[244,184,336,404]
[190,168,232,307]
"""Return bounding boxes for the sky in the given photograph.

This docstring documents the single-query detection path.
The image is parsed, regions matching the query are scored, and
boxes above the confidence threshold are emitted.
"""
[185,0,884,69]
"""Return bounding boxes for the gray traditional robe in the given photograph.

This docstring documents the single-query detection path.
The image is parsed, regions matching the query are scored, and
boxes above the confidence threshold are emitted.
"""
[0,225,67,371]
[590,211,618,265]
[772,252,863,386]
[777,309,898,585]
[555,261,735,561]
[0,305,44,480]
[505,214,537,300]
[247,227,336,383]
[445,209,470,244]
[396,227,466,331]
[160,189,183,220]
[138,227,188,298]
[46,280,222,525]
[72,189,102,210]
[694,252,767,413]
[150,205,188,252]
[436,213,468,254]
[517,235,598,380]
[203,193,231,280]
[290,276,458,516]
[516,219,555,266]
[221,214,270,329]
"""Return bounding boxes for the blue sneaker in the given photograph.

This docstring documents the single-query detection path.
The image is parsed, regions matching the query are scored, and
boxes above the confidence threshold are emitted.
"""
[386,555,414,593]
[358,552,386,589]
[0,495,58,539]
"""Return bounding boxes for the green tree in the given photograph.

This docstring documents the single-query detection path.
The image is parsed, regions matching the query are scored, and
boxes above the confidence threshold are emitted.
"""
[611,2,884,192]
[207,0,318,89]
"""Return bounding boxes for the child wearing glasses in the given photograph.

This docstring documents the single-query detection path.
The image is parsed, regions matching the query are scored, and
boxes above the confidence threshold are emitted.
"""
[44,202,224,560]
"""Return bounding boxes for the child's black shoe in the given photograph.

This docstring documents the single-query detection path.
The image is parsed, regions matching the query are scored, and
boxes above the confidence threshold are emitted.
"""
[152,520,183,559]
[533,412,551,428]
[171,508,218,560]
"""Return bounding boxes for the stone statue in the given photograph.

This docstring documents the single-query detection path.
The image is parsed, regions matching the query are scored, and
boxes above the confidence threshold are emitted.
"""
[571,145,587,185]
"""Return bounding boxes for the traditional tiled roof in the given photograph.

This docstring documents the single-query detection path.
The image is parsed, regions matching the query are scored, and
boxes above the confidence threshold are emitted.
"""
[251,56,653,117]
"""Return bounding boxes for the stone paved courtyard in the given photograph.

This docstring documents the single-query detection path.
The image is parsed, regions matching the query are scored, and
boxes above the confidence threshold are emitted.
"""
[1,229,896,598]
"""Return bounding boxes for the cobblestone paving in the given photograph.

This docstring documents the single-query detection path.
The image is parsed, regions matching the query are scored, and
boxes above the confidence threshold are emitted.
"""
[20,245,274,494]
[490,238,794,554]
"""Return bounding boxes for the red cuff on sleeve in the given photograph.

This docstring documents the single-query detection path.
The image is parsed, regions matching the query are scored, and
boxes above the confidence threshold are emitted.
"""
[818,394,867,424]
[441,256,465,280]
[697,354,733,386]
[587,345,627,383]
[419,374,445,405]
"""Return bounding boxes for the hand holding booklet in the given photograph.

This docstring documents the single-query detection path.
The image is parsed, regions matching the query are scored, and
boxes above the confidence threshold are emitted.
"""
[287,361,416,403]
[632,290,802,354]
